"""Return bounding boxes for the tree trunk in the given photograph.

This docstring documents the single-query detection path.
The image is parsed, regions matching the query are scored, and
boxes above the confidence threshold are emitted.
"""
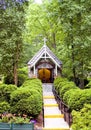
[52,32,56,49]
[70,18,77,82]
[79,78,84,89]
[13,42,19,86]
[71,44,76,83]
[14,63,18,86]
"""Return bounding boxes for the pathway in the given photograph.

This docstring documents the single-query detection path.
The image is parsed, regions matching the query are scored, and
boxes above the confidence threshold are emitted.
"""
[42,83,70,130]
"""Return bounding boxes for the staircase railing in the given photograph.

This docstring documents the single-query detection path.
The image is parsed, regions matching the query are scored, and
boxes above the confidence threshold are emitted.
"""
[52,86,72,126]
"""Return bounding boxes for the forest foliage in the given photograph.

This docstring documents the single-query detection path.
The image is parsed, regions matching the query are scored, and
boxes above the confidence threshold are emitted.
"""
[0,0,91,87]
[24,0,91,88]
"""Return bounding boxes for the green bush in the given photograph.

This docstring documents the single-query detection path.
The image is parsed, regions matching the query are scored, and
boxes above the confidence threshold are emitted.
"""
[63,89,91,110]
[17,67,29,87]
[63,89,79,105]
[54,77,68,86]
[0,101,10,114]
[0,84,17,102]
[22,78,42,87]
[59,82,77,99]
[72,104,91,130]
[54,77,68,93]
[22,79,42,94]
[10,87,43,116]
[17,74,28,87]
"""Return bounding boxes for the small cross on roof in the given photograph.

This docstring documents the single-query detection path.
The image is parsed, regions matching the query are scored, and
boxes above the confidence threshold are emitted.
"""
[43,37,47,46]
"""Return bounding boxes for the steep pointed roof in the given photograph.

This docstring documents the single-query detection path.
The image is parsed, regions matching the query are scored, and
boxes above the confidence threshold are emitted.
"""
[28,44,62,68]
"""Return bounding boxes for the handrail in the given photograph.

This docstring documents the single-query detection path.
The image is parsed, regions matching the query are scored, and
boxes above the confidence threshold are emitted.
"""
[52,86,72,126]
[42,106,44,127]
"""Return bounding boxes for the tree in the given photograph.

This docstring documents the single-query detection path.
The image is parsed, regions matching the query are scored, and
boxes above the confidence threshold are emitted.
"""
[52,0,91,87]
[0,1,27,86]
[24,0,64,51]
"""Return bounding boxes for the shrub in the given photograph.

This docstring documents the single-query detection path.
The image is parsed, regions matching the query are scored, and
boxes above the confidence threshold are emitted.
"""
[10,87,43,116]
[63,89,79,105]
[22,79,42,94]
[0,84,17,102]
[59,82,77,99]
[72,104,91,130]
[17,74,28,87]
[0,101,10,114]
[54,77,68,93]
[63,89,91,110]
[17,67,29,87]
[22,78,42,87]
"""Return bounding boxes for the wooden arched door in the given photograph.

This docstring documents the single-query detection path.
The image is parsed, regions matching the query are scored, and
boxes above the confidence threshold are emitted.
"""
[38,68,53,83]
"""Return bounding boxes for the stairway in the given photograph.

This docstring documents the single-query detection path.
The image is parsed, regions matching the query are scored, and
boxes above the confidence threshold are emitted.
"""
[42,84,70,130]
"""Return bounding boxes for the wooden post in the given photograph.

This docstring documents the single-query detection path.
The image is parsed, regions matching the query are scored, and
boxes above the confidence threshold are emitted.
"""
[34,65,35,76]
[55,64,57,76]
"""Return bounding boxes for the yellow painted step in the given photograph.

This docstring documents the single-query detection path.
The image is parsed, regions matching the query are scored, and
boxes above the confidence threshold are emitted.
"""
[44,114,64,118]
[42,128,70,130]
[44,104,58,107]
[43,96,55,99]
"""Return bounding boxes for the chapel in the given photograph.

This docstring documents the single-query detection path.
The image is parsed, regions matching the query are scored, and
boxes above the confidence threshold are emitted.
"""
[28,43,62,83]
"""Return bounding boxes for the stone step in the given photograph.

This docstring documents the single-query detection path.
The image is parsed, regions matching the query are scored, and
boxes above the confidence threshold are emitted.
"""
[43,92,54,96]
[44,99,57,104]
[44,118,69,129]
[42,128,70,130]
[44,114,64,118]
[43,84,70,130]
[43,96,55,99]
[44,104,58,107]
[44,107,61,115]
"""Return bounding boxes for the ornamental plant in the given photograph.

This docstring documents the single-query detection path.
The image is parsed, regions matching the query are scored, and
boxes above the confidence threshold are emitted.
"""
[0,101,10,114]
[22,79,42,94]
[63,89,91,110]
[59,82,77,99]
[10,79,43,116]
[0,84,17,102]
[72,104,91,130]
[54,77,68,94]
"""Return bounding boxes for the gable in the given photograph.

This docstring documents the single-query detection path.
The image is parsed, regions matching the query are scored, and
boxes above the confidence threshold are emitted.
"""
[28,45,62,68]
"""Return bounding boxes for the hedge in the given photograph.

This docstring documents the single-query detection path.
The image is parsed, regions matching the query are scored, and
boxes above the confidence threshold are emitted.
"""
[63,89,91,110]
[22,78,42,87]
[54,77,91,111]
[72,104,91,130]
[59,82,77,99]
[0,84,17,102]
[22,79,42,94]
[10,79,43,116]
[54,77,68,94]
[54,77,77,99]
[0,101,10,114]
